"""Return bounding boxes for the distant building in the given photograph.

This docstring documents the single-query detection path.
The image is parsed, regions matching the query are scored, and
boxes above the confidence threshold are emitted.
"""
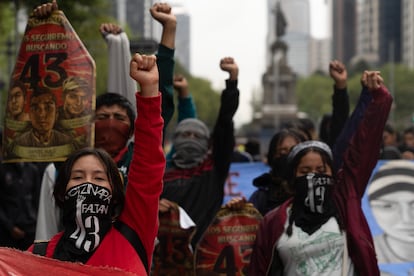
[353,0,401,66]
[331,0,357,67]
[279,0,312,77]
[401,0,414,68]
[172,5,191,72]
[309,38,331,74]
[112,0,149,38]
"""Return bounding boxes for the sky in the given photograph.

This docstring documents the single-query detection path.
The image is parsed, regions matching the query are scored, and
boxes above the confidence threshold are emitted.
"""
[171,0,329,128]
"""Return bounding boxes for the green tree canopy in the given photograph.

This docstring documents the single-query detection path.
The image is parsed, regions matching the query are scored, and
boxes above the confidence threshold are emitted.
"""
[295,64,414,134]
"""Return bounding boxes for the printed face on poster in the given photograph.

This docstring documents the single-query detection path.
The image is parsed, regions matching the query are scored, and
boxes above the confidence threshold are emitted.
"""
[2,10,95,163]
[361,160,414,274]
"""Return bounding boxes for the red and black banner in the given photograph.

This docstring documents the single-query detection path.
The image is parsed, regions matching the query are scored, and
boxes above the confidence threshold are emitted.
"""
[0,247,134,275]
[195,203,263,276]
[152,204,196,276]
[2,10,95,162]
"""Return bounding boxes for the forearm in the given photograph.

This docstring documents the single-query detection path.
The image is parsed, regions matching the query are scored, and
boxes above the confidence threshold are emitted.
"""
[344,86,392,196]
[212,80,239,176]
[330,86,349,148]
[177,95,197,122]
[120,93,165,265]
[157,44,175,130]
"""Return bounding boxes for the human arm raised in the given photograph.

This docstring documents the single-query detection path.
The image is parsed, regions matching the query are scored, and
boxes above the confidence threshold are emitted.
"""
[341,71,392,197]
[150,2,176,136]
[118,53,164,268]
[100,23,137,106]
[212,57,240,179]
[328,60,350,149]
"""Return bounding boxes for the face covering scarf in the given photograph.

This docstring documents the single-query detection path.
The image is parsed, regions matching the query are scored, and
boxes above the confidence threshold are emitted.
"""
[95,119,130,158]
[53,182,112,263]
[291,173,337,235]
[172,137,208,169]
[271,154,289,179]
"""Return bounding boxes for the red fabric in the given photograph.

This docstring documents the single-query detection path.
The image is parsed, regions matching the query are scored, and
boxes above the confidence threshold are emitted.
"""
[0,247,136,275]
[28,93,165,275]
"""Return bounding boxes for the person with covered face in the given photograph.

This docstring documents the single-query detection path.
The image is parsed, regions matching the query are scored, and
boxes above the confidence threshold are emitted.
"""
[28,53,165,275]
[249,70,392,276]
[160,57,239,249]
[248,128,308,216]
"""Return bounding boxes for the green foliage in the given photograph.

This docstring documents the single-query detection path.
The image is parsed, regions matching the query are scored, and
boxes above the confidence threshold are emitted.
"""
[296,63,414,133]
[296,73,334,123]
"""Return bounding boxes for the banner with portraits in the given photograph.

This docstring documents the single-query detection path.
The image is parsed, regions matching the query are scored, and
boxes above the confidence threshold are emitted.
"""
[2,9,95,163]
[362,160,414,275]
[195,203,262,275]
[152,203,196,276]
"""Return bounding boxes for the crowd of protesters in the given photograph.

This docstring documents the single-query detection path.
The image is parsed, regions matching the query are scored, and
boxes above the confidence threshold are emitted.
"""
[1,0,413,275]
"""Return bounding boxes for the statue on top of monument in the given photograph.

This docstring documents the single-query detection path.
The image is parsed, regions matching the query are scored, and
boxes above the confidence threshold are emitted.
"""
[275,2,287,38]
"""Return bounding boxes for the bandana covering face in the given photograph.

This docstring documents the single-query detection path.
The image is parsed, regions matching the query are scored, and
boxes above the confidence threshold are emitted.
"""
[95,119,130,157]
[172,118,210,169]
[173,138,209,169]
[291,173,336,235]
[54,183,112,263]
[271,154,289,179]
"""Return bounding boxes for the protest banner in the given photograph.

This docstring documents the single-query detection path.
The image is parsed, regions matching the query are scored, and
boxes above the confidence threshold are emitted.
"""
[0,247,134,276]
[224,162,268,203]
[195,203,262,275]
[152,203,196,276]
[3,9,95,162]
[362,160,414,275]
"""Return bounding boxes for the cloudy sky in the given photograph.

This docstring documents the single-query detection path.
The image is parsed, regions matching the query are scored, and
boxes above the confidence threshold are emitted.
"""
[171,0,328,127]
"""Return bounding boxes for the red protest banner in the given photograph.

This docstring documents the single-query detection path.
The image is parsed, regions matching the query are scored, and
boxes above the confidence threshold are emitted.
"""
[0,247,135,276]
[2,9,95,163]
[152,203,196,276]
[195,204,263,276]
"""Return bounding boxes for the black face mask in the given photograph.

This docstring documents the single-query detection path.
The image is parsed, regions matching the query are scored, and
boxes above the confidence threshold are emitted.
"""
[294,173,334,213]
[290,173,337,235]
[54,182,112,263]
[271,154,289,179]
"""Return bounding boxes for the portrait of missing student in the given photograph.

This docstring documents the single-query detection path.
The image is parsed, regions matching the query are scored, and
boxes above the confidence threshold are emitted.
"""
[3,7,95,163]
[362,160,414,275]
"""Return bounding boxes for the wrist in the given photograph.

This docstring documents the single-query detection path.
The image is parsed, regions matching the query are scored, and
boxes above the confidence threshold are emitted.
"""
[335,81,347,90]
[140,83,159,97]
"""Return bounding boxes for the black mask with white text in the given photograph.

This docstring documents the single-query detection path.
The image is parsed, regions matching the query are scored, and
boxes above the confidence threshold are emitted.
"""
[291,173,337,235]
[53,182,112,263]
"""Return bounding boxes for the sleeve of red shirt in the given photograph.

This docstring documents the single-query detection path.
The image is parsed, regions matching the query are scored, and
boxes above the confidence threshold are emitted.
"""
[118,92,165,268]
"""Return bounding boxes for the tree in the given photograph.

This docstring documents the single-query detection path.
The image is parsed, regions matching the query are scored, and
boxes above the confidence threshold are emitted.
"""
[295,63,414,134]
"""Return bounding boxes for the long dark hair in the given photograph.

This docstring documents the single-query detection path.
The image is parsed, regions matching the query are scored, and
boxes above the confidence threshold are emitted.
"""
[266,128,308,166]
[53,147,125,218]
[285,144,343,236]
[286,146,334,190]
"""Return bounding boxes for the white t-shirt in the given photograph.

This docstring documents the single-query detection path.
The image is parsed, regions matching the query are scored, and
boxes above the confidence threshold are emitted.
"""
[276,211,355,276]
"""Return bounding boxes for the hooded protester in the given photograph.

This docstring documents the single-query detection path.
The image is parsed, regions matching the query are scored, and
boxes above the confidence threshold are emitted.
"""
[161,57,240,249]
[249,70,392,276]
